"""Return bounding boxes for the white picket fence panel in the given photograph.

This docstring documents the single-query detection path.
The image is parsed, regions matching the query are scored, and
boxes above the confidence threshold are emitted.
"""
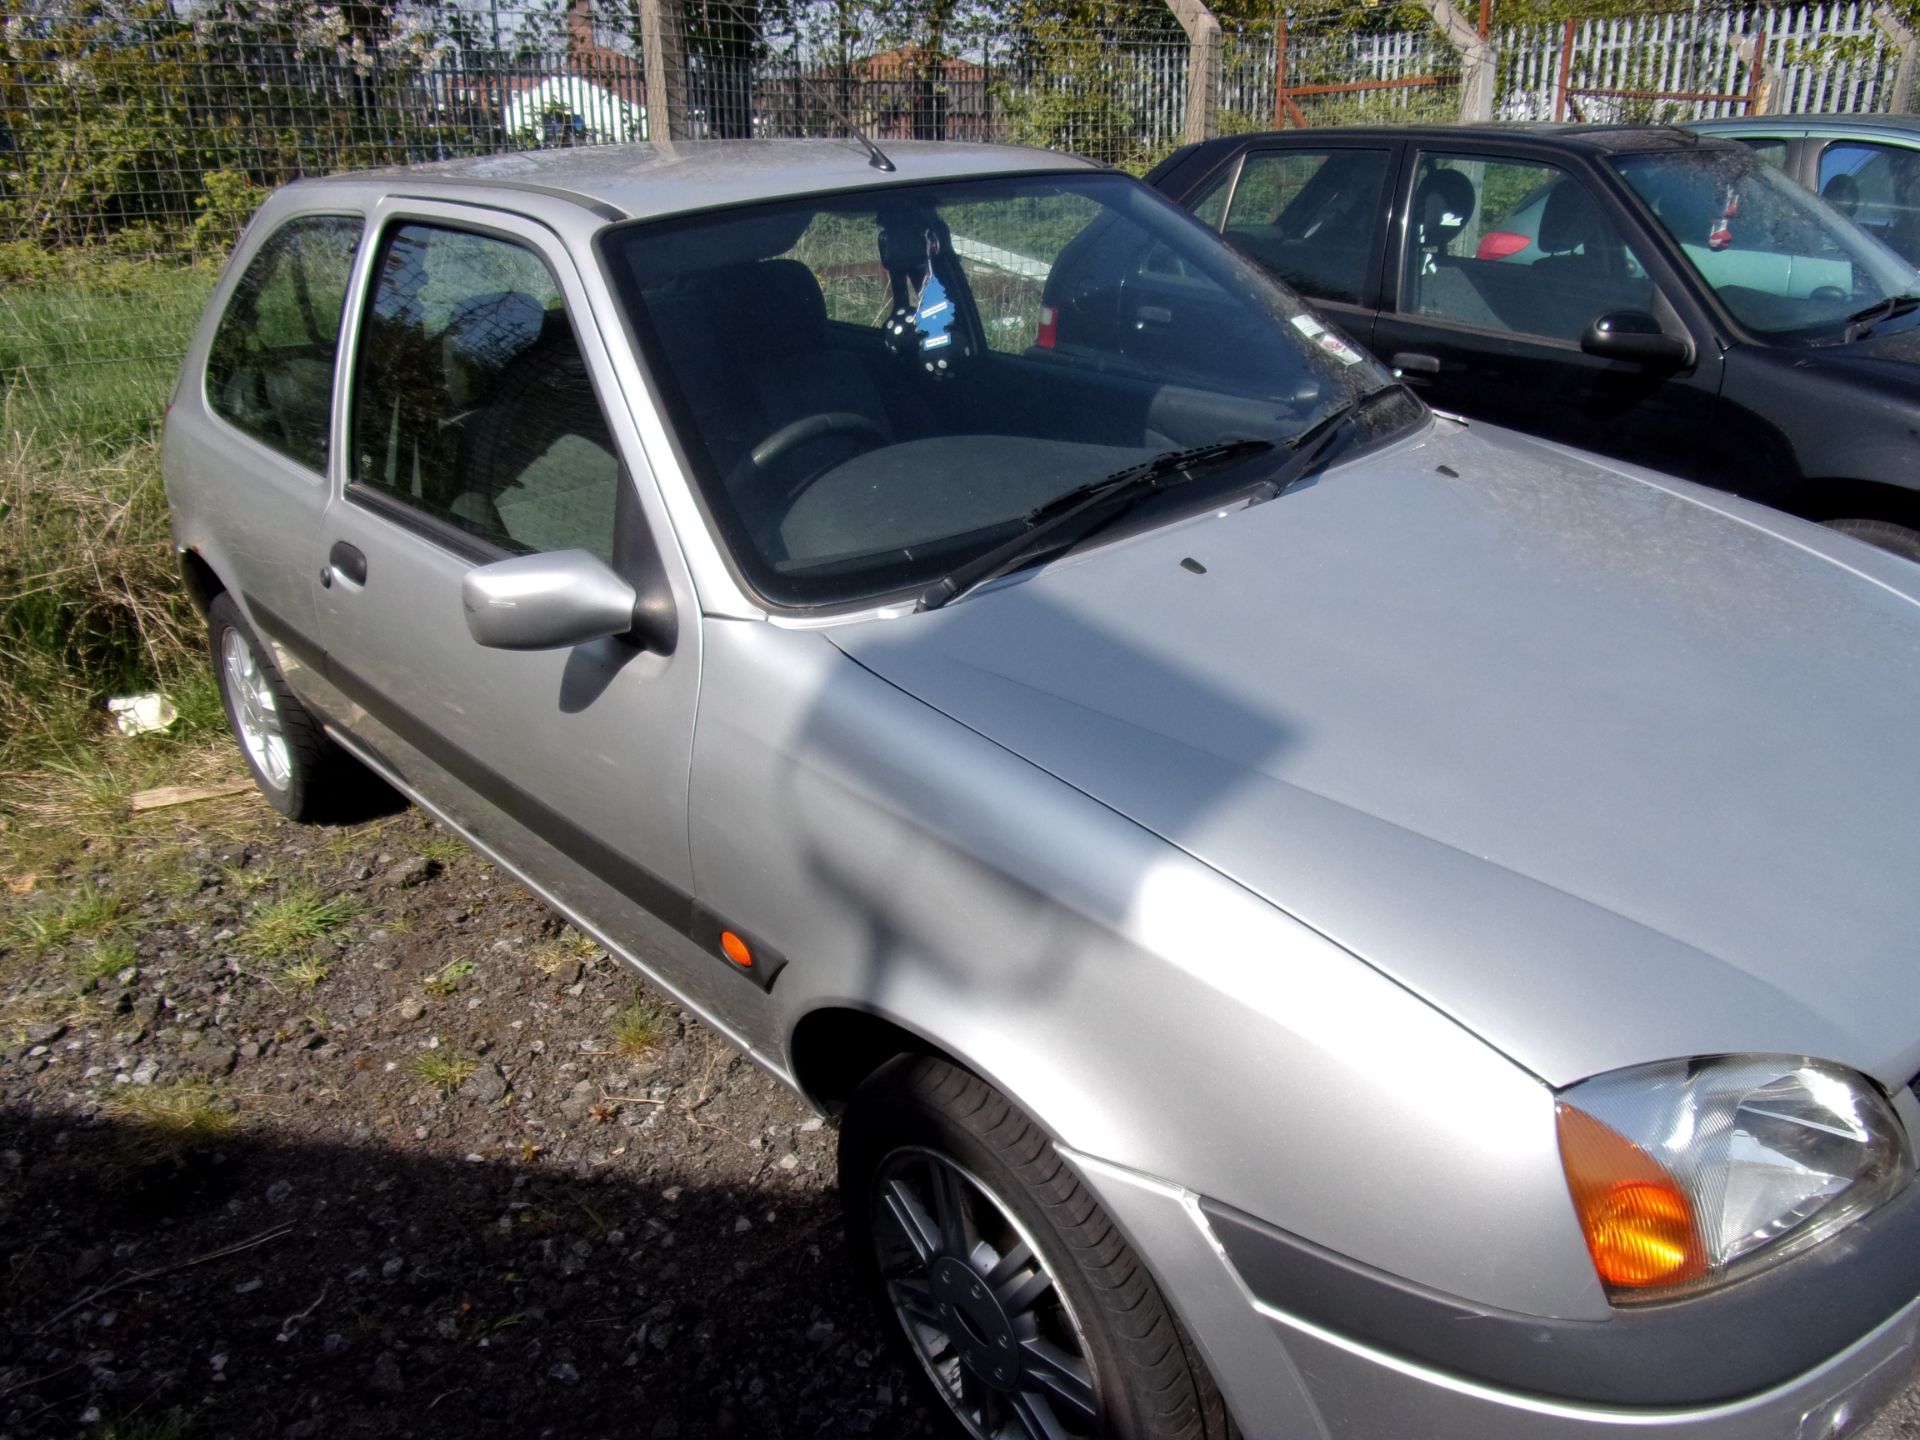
[1063,2,1909,141]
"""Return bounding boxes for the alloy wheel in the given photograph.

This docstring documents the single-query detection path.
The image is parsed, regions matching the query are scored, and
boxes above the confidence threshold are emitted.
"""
[222,626,291,790]
[872,1145,1098,1440]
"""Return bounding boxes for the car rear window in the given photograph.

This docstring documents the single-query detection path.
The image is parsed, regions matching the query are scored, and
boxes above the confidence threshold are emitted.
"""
[204,215,361,472]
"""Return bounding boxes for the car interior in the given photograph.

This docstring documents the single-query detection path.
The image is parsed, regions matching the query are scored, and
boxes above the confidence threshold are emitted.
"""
[1220,150,1389,304]
[1402,165,1655,343]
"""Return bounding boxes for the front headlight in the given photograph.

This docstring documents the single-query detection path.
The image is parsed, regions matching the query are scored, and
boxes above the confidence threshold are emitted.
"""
[1557,1056,1911,1303]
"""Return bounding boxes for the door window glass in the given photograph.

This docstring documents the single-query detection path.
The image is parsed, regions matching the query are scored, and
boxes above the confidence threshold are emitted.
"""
[1817,141,1920,266]
[1735,137,1791,169]
[205,215,360,472]
[1220,149,1390,304]
[1401,153,1656,343]
[350,224,621,564]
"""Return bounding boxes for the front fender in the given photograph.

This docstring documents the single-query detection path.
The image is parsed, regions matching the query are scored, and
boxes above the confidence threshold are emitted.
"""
[688,616,1606,1324]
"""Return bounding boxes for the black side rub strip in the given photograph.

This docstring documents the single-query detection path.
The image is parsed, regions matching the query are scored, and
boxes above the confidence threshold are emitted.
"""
[247,597,779,992]
[1202,1181,1920,1407]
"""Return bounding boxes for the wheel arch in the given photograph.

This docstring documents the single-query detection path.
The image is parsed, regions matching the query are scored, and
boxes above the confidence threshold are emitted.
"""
[786,1005,966,1115]
[178,547,227,617]
[1787,477,1920,530]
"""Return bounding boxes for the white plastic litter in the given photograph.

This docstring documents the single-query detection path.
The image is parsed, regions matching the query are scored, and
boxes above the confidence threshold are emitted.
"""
[107,693,179,736]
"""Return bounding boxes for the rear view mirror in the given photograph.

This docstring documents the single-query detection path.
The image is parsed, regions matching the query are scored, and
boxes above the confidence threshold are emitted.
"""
[461,549,639,652]
[1582,311,1690,367]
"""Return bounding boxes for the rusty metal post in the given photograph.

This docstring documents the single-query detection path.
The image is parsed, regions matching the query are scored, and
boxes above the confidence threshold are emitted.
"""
[1554,17,1575,122]
[1740,27,1773,114]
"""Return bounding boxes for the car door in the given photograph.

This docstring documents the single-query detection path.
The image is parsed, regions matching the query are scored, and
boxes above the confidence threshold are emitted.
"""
[1369,148,1720,478]
[311,201,747,1032]
[1189,138,1397,351]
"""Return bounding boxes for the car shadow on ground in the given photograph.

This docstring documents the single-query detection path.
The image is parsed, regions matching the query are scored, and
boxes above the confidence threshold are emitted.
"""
[0,1107,942,1440]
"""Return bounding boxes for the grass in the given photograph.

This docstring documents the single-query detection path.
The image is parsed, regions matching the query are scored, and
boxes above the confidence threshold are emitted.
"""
[530,930,599,976]
[103,1080,236,1141]
[422,958,474,996]
[240,885,360,959]
[77,935,138,985]
[12,881,127,955]
[411,1052,477,1096]
[418,835,467,865]
[278,956,331,989]
[0,255,218,448]
[0,431,209,768]
[610,999,665,1060]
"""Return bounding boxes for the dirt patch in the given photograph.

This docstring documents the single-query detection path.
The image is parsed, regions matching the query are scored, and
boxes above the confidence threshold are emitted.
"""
[1,801,940,1439]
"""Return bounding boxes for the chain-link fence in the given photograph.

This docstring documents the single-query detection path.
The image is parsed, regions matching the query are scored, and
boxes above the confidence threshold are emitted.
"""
[4,0,1914,444]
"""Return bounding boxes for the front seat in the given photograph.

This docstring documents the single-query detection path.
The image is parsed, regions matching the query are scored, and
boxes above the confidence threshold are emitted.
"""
[705,259,929,533]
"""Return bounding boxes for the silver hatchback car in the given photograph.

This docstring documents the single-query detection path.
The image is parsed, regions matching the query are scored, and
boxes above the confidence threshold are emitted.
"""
[164,140,1920,1440]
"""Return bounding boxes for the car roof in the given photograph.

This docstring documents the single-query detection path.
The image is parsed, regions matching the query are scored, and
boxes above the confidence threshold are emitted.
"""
[1201,122,1744,157]
[1689,113,1920,141]
[295,138,1098,221]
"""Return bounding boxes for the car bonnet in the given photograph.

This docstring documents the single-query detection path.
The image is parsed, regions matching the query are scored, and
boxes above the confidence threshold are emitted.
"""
[823,422,1920,1090]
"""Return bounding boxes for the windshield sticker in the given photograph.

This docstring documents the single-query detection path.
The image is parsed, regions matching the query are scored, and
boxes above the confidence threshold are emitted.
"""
[1290,313,1365,366]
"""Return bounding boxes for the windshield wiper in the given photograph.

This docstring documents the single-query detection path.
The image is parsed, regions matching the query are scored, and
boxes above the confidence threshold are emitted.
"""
[916,386,1405,612]
[916,438,1271,612]
[1845,292,1920,340]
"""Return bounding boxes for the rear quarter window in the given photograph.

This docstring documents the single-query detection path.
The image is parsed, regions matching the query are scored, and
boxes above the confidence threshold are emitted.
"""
[204,215,361,472]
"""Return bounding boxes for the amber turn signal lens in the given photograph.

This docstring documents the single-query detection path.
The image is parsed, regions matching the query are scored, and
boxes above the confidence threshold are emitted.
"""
[720,930,752,967]
[1556,1103,1707,1290]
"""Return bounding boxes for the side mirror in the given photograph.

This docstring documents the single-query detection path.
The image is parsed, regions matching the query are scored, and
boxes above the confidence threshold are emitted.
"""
[1581,310,1690,367]
[461,549,642,652]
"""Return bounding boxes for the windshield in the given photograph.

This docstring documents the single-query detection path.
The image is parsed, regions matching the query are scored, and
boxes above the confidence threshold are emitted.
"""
[600,171,1411,608]
[1611,147,1917,338]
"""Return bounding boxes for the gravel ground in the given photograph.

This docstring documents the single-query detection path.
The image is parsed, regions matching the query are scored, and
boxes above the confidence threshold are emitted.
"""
[2,800,941,1439]
[3,792,1917,1440]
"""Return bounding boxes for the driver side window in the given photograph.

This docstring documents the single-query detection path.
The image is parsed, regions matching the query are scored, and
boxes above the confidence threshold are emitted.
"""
[349,223,621,564]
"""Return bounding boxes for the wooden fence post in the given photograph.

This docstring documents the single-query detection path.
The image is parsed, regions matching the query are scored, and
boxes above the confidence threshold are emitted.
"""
[1164,0,1222,141]
[638,0,689,141]
[1419,0,1496,121]
[1873,4,1918,113]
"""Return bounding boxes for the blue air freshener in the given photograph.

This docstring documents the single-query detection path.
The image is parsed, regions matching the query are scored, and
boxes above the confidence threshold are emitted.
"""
[915,270,953,354]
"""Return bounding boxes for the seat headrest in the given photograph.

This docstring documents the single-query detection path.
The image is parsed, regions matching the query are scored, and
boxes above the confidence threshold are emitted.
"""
[1413,169,1476,248]
[1823,172,1860,218]
[1538,183,1602,255]
[712,259,829,355]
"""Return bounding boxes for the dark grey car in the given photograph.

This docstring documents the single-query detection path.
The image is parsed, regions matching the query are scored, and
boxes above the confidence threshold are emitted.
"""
[166,140,1920,1440]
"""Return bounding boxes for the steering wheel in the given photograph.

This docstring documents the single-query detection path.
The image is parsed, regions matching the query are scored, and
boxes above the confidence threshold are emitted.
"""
[1809,285,1849,302]
[750,412,888,471]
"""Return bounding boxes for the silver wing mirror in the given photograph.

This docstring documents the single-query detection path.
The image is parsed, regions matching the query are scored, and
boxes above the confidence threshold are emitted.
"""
[461,549,639,652]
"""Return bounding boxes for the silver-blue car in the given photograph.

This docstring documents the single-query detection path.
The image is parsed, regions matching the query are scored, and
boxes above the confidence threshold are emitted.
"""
[164,139,1920,1440]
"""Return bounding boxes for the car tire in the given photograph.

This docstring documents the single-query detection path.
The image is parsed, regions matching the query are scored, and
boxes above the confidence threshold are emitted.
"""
[839,1054,1237,1440]
[1822,518,1920,564]
[208,593,360,822]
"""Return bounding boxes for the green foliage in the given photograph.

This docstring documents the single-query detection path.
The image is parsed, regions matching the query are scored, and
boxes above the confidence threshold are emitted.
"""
[0,432,205,763]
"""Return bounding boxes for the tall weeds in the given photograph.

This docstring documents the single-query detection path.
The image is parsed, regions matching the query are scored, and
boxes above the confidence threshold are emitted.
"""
[0,432,201,764]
